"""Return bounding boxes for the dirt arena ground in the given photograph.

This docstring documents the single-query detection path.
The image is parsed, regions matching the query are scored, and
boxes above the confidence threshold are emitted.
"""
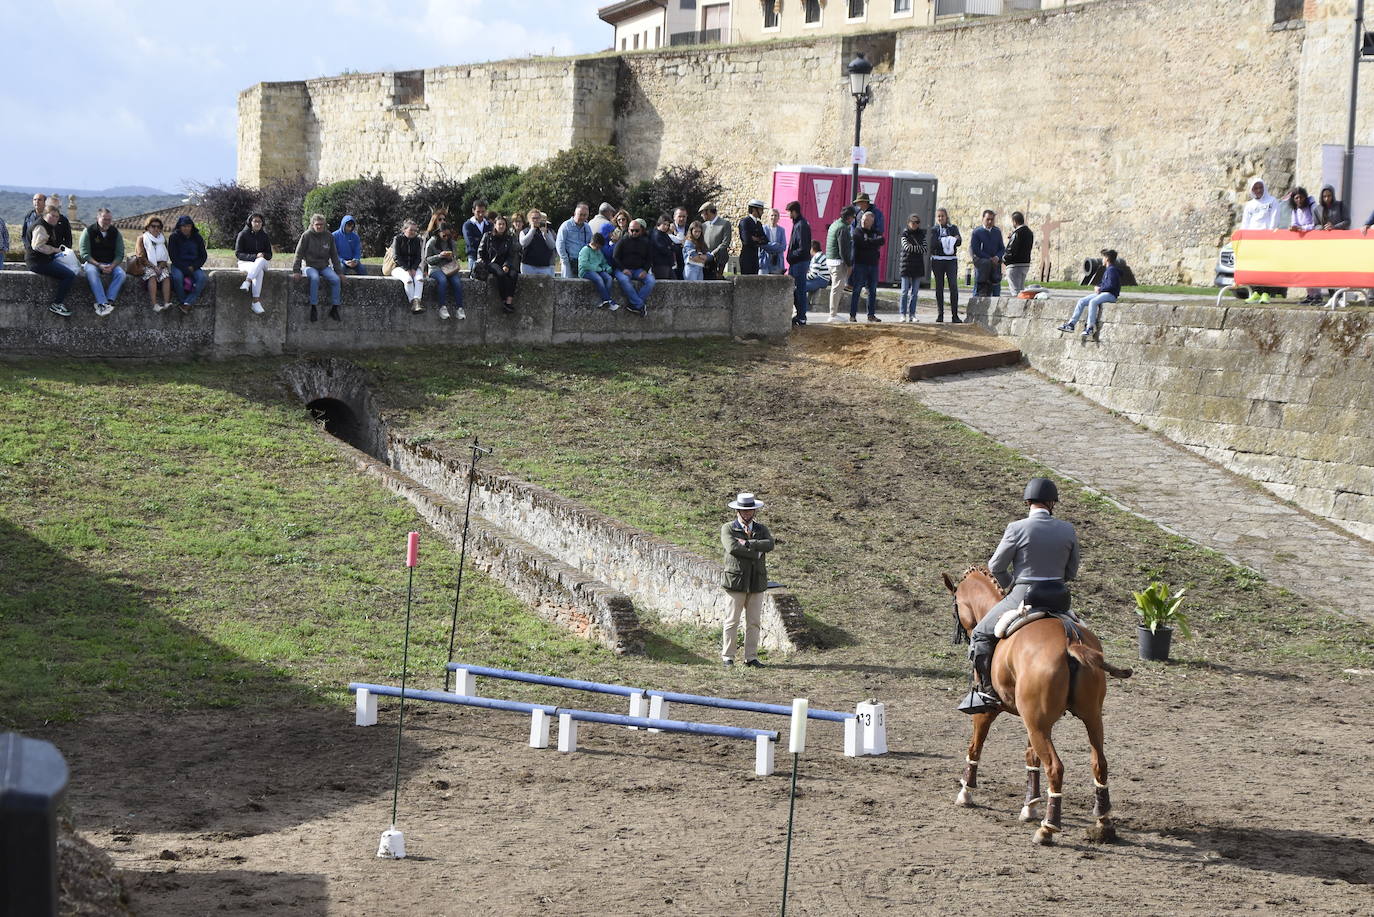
[44,657,1372,915]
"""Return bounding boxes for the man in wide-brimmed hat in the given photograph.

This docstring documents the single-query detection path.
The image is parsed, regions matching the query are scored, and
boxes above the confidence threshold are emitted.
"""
[720,492,774,668]
[737,199,767,277]
[852,191,885,235]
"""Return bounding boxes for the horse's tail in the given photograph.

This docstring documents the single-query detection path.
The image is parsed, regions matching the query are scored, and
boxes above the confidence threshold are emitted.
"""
[1066,641,1133,679]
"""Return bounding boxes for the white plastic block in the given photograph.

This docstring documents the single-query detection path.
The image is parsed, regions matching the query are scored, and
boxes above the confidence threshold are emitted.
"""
[451,668,476,696]
[755,736,775,776]
[356,688,378,727]
[627,691,646,729]
[647,695,667,733]
[557,712,578,753]
[843,717,860,757]
[857,701,887,756]
[529,709,551,749]
[376,827,406,859]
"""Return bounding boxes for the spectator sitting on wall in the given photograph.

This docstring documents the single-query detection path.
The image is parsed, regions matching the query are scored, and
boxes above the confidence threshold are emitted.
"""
[334,215,367,275]
[424,221,465,321]
[804,239,830,311]
[1003,211,1034,297]
[759,208,786,275]
[682,221,710,281]
[700,204,733,280]
[168,215,209,313]
[462,200,492,272]
[670,206,690,278]
[590,202,616,237]
[26,204,77,316]
[579,231,630,309]
[609,217,652,315]
[294,212,345,322]
[1059,248,1121,341]
[23,193,72,252]
[479,214,519,314]
[899,213,927,322]
[78,207,125,316]
[737,199,766,277]
[519,209,557,277]
[971,209,1005,298]
[606,209,632,263]
[389,219,425,314]
[235,213,273,315]
[649,214,678,281]
[557,202,593,278]
[137,216,173,313]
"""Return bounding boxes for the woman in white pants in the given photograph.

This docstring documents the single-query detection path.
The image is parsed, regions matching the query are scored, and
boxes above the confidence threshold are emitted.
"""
[390,220,426,311]
[233,213,273,314]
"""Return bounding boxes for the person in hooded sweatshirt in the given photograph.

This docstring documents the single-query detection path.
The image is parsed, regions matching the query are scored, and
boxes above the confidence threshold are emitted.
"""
[333,215,366,275]
[235,213,273,315]
[1315,186,1349,231]
[1240,178,1282,303]
[167,215,209,312]
[292,212,344,321]
[1288,188,1323,304]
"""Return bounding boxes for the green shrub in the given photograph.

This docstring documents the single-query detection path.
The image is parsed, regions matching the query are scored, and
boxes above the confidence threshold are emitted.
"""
[193,180,260,248]
[462,165,523,219]
[299,175,404,256]
[627,164,725,223]
[499,145,626,228]
[257,176,318,249]
[403,173,467,233]
[302,179,365,233]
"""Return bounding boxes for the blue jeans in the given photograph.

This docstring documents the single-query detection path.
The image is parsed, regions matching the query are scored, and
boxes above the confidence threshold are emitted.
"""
[305,265,341,305]
[170,266,208,305]
[623,268,655,305]
[787,262,810,320]
[83,263,126,303]
[31,259,76,303]
[432,271,464,306]
[1069,292,1116,328]
[340,262,368,275]
[583,269,613,301]
[849,263,878,317]
[521,264,555,276]
[899,276,922,316]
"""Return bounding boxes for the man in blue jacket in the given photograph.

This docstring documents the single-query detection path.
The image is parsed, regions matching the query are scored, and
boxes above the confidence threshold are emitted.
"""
[785,201,812,326]
[970,209,1005,297]
[333,215,366,274]
[463,200,492,272]
[167,215,209,312]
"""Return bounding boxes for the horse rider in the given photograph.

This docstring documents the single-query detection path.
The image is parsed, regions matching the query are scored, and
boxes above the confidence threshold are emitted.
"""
[961,477,1080,713]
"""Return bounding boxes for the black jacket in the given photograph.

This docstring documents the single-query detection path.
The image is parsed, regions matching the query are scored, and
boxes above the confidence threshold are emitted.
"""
[1005,225,1034,265]
[899,228,927,277]
[853,227,884,266]
[168,217,208,272]
[649,229,677,271]
[786,217,811,266]
[234,223,273,262]
[392,233,423,272]
[478,231,514,269]
[613,232,652,271]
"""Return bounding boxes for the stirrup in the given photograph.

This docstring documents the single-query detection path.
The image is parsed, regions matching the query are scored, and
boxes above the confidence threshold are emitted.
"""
[958,688,1001,715]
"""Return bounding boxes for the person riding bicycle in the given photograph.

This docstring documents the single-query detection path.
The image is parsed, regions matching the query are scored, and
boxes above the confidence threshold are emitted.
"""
[961,477,1080,714]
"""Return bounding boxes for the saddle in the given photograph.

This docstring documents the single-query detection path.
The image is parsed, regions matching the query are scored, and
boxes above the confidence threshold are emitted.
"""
[994,581,1081,640]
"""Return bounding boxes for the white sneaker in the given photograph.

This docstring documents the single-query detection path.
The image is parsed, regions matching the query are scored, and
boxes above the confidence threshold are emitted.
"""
[153,302,168,312]
[608,301,620,312]
[95,303,113,317]
[439,305,450,320]
[456,307,467,320]
[250,301,264,315]
[240,280,251,292]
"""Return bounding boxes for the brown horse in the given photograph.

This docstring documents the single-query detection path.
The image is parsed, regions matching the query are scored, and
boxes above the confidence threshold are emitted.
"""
[941,566,1132,845]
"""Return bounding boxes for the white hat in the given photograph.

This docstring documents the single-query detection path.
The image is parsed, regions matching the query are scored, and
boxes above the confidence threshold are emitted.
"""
[728,492,766,511]
[747,199,767,210]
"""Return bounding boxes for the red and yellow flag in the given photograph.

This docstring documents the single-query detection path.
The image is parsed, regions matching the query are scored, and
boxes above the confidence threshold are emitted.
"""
[1232,230,1374,287]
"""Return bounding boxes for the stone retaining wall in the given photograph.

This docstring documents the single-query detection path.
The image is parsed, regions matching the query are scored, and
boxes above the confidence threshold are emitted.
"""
[388,436,816,654]
[964,296,1374,541]
[0,270,791,358]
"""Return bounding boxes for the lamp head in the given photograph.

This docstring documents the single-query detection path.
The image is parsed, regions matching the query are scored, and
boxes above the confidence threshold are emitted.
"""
[847,52,873,98]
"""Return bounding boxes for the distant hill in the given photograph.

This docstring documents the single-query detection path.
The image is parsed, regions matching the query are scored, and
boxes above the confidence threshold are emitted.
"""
[0,184,173,197]
[1,190,188,227]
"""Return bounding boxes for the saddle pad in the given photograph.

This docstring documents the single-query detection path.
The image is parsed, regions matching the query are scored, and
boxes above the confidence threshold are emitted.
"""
[995,604,1083,639]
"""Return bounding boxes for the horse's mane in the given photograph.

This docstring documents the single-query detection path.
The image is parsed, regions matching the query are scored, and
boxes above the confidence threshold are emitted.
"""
[960,565,1006,598]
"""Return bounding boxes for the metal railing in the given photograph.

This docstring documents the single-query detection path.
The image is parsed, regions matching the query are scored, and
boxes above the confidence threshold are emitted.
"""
[669,28,727,46]
[935,0,1040,15]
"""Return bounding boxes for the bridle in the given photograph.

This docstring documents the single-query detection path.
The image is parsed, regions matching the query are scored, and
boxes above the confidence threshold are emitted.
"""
[951,592,969,645]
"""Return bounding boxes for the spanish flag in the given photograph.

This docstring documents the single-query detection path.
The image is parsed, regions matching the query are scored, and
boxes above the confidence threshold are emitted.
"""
[1232,230,1374,287]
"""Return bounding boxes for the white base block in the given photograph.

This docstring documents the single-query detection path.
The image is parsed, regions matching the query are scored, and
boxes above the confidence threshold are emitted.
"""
[529,709,551,748]
[557,713,578,752]
[857,701,887,756]
[356,688,378,727]
[647,695,667,733]
[377,827,406,859]
[843,717,859,757]
[755,736,775,776]
[451,668,476,696]
[627,691,646,729]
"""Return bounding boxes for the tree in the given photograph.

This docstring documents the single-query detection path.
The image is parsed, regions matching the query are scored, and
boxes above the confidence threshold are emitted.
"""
[631,164,726,222]
[462,165,522,219]
[192,180,260,248]
[499,145,627,228]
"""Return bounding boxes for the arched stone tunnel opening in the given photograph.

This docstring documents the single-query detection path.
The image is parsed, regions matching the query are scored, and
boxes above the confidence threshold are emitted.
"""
[281,358,389,461]
[307,398,365,452]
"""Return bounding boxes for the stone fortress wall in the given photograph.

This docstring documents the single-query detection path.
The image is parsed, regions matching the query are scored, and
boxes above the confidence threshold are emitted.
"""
[239,0,1370,285]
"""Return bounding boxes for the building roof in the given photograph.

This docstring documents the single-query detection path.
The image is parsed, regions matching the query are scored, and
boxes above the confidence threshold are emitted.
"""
[597,0,665,25]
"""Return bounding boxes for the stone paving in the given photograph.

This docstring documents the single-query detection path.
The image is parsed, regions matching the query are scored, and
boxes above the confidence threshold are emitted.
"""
[905,366,1374,622]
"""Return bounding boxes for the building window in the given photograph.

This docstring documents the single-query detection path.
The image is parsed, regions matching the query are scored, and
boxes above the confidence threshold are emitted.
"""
[763,0,779,29]
[1273,0,1303,23]
[848,0,866,20]
[392,70,425,107]
[893,0,911,12]
[681,0,695,7]
[655,25,661,46]
[633,33,639,49]
[804,0,821,23]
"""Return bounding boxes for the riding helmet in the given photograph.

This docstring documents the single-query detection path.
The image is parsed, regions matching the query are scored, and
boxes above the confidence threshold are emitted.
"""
[1023,477,1059,503]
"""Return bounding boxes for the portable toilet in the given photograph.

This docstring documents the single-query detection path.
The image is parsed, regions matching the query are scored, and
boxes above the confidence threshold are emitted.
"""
[885,171,939,285]
[850,168,895,280]
[771,166,852,248]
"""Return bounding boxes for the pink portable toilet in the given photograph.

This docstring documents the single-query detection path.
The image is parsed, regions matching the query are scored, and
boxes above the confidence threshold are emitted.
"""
[851,168,895,280]
[771,166,852,248]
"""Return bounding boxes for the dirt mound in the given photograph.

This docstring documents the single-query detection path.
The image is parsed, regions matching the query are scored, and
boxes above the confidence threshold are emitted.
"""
[59,815,132,916]
[787,322,1015,381]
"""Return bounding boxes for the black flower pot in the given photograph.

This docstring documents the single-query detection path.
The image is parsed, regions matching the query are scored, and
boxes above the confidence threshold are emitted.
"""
[1137,624,1173,661]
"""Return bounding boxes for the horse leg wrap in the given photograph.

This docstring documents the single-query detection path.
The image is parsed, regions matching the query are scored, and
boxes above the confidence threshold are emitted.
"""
[1025,766,1041,806]
[1092,781,1111,818]
[962,758,978,789]
[1040,792,1063,832]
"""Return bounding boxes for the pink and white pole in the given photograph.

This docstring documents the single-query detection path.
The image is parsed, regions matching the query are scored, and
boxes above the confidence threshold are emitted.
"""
[378,532,420,859]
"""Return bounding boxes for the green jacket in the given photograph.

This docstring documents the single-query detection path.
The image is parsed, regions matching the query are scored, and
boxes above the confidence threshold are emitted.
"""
[720,520,773,593]
[825,218,853,264]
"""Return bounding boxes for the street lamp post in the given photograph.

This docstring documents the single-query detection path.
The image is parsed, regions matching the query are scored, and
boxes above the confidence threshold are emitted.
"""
[847,53,874,201]
[1343,0,1366,205]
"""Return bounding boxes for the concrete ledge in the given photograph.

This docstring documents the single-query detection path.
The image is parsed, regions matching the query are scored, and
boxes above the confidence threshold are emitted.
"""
[904,348,1022,381]
[0,268,793,358]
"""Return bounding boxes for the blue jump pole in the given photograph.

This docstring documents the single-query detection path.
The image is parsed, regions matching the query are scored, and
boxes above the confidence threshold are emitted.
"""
[647,689,853,723]
[350,683,557,716]
[446,663,644,698]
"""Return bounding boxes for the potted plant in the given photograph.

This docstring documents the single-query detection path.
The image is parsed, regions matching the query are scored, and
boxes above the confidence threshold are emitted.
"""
[1134,581,1190,661]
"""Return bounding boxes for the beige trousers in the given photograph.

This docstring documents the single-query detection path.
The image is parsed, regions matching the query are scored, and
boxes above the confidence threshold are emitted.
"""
[722,590,764,662]
[827,261,851,316]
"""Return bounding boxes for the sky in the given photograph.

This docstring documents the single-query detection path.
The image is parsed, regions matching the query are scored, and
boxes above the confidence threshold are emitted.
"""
[0,1,610,193]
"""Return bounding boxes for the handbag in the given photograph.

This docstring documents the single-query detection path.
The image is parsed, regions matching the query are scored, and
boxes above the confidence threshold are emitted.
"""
[125,253,148,277]
[382,241,396,276]
[472,260,491,282]
[440,258,462,276]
